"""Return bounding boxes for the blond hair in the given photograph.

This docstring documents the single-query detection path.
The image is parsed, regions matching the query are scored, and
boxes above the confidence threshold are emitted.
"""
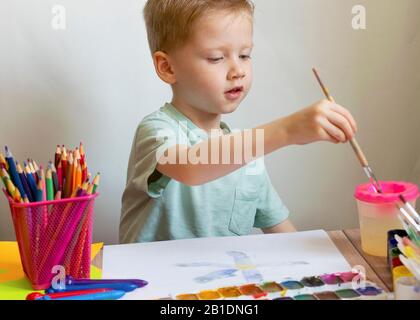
[143,0,254,54]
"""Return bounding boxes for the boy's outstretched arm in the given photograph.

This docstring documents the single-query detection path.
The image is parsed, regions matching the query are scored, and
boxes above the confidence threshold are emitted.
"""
[261,219,297,234]
[156,99,357,186]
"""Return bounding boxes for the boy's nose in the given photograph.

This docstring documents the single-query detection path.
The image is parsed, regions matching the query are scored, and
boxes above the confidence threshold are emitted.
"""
[227,63,245,80]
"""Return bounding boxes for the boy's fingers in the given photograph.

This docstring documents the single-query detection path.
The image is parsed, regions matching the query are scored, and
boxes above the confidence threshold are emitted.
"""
[329,103,358,133]
[326,111,355,141]
[319,118,346,143]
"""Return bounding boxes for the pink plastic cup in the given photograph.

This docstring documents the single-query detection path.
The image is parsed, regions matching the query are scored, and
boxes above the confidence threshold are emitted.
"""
[354,181,419,257]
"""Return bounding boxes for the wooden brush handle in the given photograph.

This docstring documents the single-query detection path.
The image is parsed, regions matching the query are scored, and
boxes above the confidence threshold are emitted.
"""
[312,68,370,168]
[349,138,369,167]
[326,93,369,167]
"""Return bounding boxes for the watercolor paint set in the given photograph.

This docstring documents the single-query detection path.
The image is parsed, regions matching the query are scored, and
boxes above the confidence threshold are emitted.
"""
[160,271,389,300]
[388,228,420,300]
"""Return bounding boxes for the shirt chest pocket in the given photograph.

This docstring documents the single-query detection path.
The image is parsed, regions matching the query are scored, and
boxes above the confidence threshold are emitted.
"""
[228,187,259,236]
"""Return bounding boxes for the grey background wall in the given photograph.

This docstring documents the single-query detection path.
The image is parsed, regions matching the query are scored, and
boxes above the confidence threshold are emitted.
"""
[1,0,419,244]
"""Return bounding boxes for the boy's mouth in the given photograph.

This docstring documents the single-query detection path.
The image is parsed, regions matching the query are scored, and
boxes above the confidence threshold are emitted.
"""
[224,86,244,100]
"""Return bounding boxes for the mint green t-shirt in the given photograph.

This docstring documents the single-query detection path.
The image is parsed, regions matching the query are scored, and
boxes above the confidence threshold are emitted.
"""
[119,103,289,243]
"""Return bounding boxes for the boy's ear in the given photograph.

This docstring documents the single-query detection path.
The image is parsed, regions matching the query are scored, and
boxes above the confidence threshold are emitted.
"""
[152,51,176,85]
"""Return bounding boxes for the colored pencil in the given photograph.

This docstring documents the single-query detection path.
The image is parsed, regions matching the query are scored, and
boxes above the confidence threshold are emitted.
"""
[81,162,88,183]
[24,163,38,198]
[4,175,22,203]
[46,169,54,201]
[57,161,63,192]
[87,183,94,195]
[74,148,80,163]
[34,179,43,202]
[27,159,35,181]
[80,178,89,192]
[0,153,8,170]
[5,146,26,199]
[17,163,34,202]
[54,190,62,200]
[72,158,78,195]
[12,183,22,203]
[75,163,82,190]
[1,168,9,190]
[39,166,46,202]
[64,152,73,198]
[32,159,40,174]
[92,173,100,194]
[79,142,85,166]
[55,145,61,169]
[4,176,16,198]
[50,162,60,193]
[61,147,68,183]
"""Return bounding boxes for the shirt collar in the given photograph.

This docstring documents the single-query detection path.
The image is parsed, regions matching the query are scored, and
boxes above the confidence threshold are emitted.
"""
[162,102,231,139]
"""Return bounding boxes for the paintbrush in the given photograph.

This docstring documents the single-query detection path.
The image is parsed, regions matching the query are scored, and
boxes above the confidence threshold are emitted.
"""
[397,213,420,247]
[312,68,383,194]
[399,195,420,224]
[397,207,420,233]
[396,196,420,235]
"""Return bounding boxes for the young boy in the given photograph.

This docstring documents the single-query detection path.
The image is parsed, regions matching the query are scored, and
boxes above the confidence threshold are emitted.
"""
[120,0,357,243]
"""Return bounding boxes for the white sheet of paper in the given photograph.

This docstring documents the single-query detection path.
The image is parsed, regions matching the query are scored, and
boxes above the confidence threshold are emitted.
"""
[103,230,351,300]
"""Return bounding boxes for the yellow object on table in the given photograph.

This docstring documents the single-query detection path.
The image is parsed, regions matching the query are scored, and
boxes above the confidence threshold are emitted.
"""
[0,241,103,300]
[392,265,413,290]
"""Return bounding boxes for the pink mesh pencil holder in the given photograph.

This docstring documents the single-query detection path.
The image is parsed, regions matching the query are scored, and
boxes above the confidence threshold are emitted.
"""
[3,190,98,290]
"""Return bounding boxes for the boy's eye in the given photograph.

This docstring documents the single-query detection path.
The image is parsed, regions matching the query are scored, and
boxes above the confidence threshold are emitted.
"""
[240,55,251,60]
[208,57,224,63]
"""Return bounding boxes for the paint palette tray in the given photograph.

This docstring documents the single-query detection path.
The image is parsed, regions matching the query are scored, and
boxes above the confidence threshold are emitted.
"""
[166,271,389,300]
